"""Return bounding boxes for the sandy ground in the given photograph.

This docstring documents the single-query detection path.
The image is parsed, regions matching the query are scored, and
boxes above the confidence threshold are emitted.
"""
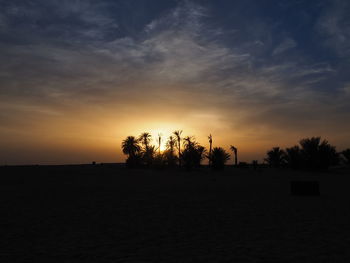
[1,165,350,262]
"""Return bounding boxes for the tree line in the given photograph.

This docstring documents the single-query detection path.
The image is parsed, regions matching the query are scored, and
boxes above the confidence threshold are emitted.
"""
[122,132,350,171]
[121,131,234,170]
[265,137,350,170]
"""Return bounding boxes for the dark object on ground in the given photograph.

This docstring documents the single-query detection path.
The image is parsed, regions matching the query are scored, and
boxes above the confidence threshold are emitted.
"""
[290,180,320,196]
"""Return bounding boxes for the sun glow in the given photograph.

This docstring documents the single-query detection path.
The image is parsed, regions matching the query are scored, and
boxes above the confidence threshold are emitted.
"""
[159,143,167,152]
[149,128,174,153]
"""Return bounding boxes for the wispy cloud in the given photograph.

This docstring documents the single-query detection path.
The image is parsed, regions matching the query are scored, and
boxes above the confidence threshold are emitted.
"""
[316,0,350,57]
[272,38,297,55]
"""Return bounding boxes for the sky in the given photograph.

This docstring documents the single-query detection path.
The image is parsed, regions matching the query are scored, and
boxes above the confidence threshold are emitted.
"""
[0,0,350,165]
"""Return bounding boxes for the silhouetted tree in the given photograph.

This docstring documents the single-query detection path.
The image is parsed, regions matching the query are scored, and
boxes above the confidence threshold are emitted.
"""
[285,145,303,169]
[181,136,206,170]
[153,152,165,169]
[194,145,206,167]
[299,137,338,170]
[139,132,151,151]
[166,136,176,152]
[211,147,230,170]
[164,136,177,166]
[157,133,162,155]
[138,132,154,167]
[173,130,183,167]
[208,134,213,166]
[183,136,196,149]
[265,147,286,168]
[142,145,156,167]
[341,149,350,165]
[122,136,141,167]
[230,145,238,166]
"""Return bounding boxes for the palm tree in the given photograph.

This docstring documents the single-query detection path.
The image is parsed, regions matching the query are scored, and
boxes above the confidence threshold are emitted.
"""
[183,136,196,149]
[194,145,206,167]
[121,136,141,167]
[173,130,183,167]
[138,132,152,151]
[299,137,338,170]
[143,145,156,167]
[157,133,162,155]
[181,136,206,169]
[265,147,286,168]
[166,136,177,153]
[122,136,140,156]
[165,135,177,166]
[285,145,302,169]
[230,145,238,166]
[211,147,230,170]
[208,134,213,166]
[138,132,154,167]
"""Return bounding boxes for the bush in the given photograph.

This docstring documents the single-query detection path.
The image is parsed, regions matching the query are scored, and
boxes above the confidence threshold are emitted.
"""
[181,145,206,170]
[265,147,286,168]
[211,147,230,170]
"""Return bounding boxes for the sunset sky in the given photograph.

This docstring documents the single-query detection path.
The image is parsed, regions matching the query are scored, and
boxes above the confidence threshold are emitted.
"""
[1,0,350,165]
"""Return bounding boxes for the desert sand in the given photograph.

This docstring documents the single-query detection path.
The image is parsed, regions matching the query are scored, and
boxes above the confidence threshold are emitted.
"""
[1,165,350,262]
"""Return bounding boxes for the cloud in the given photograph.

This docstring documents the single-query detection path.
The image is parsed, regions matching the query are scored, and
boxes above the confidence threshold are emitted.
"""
[272,38,297,55]
[0,1,346,120]
[316,0,350,57]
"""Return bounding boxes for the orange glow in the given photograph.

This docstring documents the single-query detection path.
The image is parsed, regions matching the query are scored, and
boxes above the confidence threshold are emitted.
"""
[1,99,348,165]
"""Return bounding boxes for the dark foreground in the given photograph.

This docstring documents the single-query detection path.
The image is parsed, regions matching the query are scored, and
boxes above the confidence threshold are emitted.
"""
[1,165,350,262]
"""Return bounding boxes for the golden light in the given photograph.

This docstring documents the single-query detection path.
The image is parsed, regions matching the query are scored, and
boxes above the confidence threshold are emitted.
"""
[149,128,173,153]
[159,143,167,152]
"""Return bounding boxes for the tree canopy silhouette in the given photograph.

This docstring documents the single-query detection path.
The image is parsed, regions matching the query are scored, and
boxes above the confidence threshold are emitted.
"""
[122,131,209,169]
[211,147,230,170]
[181,136,206,170]
[164,135,177,167]
[265,147,286,168]
[121,136,141,167]
[266,137,340,170]
[298,137,338,170]
[285,145,302,169]
[121,132,341,172]
[173,130,183,167]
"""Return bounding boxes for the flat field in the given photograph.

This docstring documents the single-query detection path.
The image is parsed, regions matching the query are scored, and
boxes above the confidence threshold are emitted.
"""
[1,165,350,262]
